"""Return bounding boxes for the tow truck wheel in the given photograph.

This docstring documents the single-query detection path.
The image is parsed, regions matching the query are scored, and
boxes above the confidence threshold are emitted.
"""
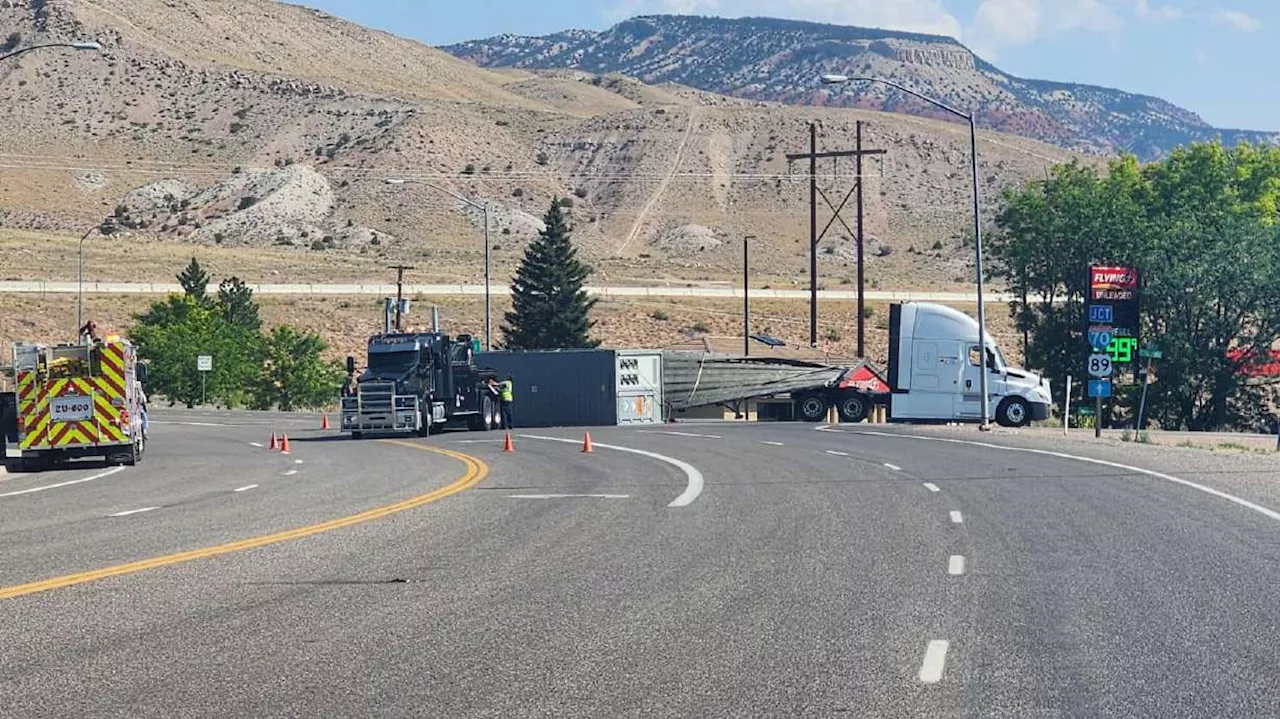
[836,392,870,423]
[795,393,829,422]
[996,397,1031,428]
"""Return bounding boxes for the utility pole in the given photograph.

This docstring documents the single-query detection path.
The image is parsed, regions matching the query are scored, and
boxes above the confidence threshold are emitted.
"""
[809,122,818,348]
[388,264,413,332]
[856,120,866,358]
[743,236,750,356]
[787,124,885,355]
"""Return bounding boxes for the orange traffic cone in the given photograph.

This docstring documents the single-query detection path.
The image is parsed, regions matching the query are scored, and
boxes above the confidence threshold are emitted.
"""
[269,432,278,450]
[280,434,291,454]
[503,432,514,453]
[321,414,330,430]
[582,432,594,453]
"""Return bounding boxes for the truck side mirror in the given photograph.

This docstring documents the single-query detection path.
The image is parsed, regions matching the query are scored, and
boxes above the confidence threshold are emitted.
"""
[346,356,356,374]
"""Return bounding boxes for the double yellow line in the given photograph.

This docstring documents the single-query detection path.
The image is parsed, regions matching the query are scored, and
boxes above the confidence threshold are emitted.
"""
[0,441,487,601]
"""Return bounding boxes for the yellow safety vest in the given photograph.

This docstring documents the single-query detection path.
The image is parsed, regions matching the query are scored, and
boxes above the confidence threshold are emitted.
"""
[500,381,514,402]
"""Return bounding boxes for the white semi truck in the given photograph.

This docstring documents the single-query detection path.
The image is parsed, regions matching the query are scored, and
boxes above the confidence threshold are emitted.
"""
[887,302,1052,427]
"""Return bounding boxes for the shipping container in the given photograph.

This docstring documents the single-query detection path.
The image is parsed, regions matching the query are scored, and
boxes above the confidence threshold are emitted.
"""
[476,349,664,428]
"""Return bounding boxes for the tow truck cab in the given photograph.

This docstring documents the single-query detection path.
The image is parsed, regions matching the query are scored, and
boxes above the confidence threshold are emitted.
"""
[341,332,499,437]
[888,302,1052,427]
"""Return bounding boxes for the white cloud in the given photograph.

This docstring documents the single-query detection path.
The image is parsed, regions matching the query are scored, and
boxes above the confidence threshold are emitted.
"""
[1133,0,1182,22]
[966,0,1123,58]
[1213,9,1261,33]
[611,0,964,38]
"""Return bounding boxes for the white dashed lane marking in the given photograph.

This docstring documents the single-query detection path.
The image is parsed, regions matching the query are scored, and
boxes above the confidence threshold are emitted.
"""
[825,450,850,457]
[884,462,903,471]
[919,640,950,684]
[234,485,259,492]
[950,510,964,524]
[923,483,941,492]
[948,555,966,575]
[109,507,159,518]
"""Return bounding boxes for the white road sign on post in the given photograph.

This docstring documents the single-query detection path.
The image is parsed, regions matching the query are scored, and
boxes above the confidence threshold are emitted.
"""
[197,355,212,406]
[1087,353,1113,378]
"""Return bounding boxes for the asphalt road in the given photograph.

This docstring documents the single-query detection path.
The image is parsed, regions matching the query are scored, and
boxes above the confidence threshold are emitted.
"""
[1,412,1276,718]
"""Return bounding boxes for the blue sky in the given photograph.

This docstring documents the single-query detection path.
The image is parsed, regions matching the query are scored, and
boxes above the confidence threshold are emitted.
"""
[297,0,1277,131]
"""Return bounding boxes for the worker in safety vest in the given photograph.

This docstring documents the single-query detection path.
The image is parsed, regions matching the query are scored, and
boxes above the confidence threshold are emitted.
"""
[498,375,515,429]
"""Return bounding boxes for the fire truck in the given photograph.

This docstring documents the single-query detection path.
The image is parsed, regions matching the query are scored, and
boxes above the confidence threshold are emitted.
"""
[3,338,147,470]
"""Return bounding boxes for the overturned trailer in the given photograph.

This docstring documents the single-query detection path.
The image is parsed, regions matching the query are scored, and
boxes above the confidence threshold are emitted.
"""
[661,351,888,422]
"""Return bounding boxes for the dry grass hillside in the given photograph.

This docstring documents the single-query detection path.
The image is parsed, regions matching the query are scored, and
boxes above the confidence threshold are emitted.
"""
[0,0,1085,296]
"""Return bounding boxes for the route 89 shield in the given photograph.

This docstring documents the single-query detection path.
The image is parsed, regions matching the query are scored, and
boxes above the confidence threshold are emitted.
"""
[1087,353,1113,378]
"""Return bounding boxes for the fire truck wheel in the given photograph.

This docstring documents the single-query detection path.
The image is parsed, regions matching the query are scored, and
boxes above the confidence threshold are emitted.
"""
[122,437,143,466]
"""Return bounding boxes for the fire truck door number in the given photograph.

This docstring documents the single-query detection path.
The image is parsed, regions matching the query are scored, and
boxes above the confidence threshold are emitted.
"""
[50,397,94,422]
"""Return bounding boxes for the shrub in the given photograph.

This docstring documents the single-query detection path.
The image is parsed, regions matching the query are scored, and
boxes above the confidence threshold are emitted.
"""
[462,163,476,175]
[512,188,524,198]
[237,196,256,210]
[931,240,944,251]
[574,187,588,199]
[536,151,549,166]
[651,310,669,321]
[690,321,710,333]
[824,327,841,342]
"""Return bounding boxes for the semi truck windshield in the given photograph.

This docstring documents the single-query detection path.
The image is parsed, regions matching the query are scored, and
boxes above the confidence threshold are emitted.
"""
[367,350,416,375]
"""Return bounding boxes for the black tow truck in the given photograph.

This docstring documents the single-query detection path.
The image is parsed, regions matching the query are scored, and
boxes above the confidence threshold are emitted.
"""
[340,332,502,438]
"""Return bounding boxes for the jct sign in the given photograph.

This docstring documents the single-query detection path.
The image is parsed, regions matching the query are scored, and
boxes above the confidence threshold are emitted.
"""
[1086,265,1140,367]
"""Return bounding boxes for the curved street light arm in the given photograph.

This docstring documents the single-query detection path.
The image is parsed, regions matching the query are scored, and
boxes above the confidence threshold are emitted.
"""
[837,76,971,122]
[384,177,483,211]
[0,42,102,64]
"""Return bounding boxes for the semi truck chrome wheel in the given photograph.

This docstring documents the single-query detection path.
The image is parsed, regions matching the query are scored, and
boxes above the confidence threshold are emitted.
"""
[997,397,1031,428]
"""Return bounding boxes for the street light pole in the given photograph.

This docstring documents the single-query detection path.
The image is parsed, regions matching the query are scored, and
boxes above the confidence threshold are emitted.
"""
[77,226,95,333]
[483,202,492,351]
[821,74,992,430]
[384,178,492,349]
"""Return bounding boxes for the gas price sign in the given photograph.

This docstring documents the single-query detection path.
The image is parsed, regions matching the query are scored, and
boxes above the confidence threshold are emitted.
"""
[1085,265,1140,367]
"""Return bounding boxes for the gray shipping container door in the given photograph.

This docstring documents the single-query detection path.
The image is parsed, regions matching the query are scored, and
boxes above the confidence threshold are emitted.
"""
[476,350,617,428]
[615,350,663,425]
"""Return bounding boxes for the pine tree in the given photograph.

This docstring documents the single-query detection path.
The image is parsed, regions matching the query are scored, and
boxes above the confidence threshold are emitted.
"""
[177,257,210,302]
[501,199,598,349]
[217,276,261,331]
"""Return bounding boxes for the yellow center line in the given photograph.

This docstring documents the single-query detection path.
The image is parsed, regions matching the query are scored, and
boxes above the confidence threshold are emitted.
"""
[0,441,487,601]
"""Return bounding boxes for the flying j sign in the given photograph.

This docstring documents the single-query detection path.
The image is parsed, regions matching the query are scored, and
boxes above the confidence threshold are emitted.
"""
[1086,265,1140,367]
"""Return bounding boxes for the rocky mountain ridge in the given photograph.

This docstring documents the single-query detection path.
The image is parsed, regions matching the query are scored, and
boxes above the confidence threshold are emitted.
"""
[445,14,1279,160]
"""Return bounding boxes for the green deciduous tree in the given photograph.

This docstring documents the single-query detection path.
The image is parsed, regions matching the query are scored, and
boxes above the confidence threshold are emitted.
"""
[129,295,260,408]
[501,199,599,349]
[250,326,343,411]
[991,142,1280,431]
[177,257,211,302]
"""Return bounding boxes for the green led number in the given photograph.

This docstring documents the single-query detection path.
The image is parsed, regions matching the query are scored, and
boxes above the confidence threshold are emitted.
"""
[1107,336,1137,364]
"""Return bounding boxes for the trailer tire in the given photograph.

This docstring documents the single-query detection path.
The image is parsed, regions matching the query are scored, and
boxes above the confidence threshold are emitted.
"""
[836,392,871,423]
[796,393,829,422]
[996,397,1031,428]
